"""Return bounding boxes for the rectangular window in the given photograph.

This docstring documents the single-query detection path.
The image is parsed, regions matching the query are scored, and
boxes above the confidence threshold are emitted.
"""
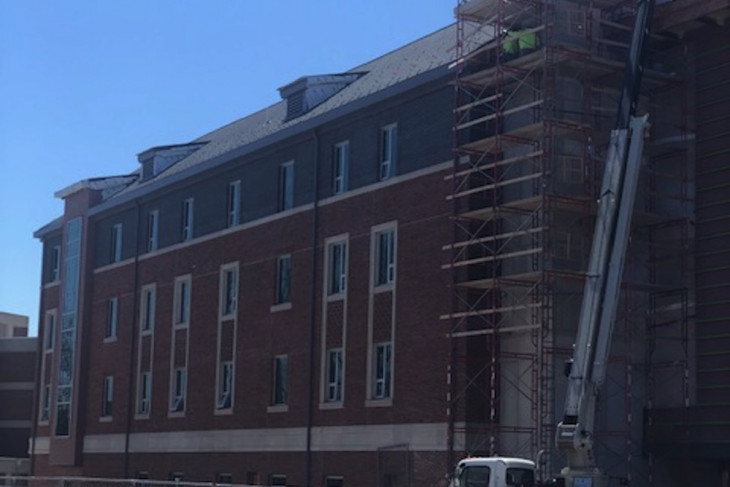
[325,477,344,487]
[41,385,51,421]
[217,474,233,486]
[147,210,159,252]
[217,361,234,410]
[333,141,349,195]
[227,180,241,227]
[182,198,194,242]
[379,124,397,180]
[279,161,294,211]
[50,245,61,282]
[373,342,393,399]
[272,355,288,406]
[138,371,151,415]
[220,265,238,318]
[270,475,287,486]
[106,297,118,339]
[326,348,343,403]
[111,223,123,263]
[102,375,113,417]
[174,276,191,326]
[171,367,186,413]
[44,312,56,351]
[375,228,396,286]
[328,241,347,296]
[275,255,292,304]
[141,286,156,332]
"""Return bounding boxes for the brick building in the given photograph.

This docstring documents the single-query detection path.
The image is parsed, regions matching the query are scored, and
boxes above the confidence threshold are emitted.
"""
[31,1,730,486]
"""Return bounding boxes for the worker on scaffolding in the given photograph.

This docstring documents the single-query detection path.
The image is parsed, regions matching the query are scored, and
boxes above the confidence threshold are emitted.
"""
[517,26,540,55]
[500,23,520,62]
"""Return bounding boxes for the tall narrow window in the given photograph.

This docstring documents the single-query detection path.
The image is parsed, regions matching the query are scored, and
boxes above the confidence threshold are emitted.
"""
[44,312,55,350]
[50,245,61,282]
[373,342,393,399]
[182,198,194,242]
[326,348,343,403]
[379,124,397,180]
[375,228,396,286]
[275,255,291,305]
[328,241,347,296]
[217,361,234,410]
[138,371,151,415]
[171,367,186,413]
[111,223,123,263]
[41,385,51,422]
[279,161,294,211]
[174,276,191,326]
[333,141,349,195]
[227,180,241,227]
[220,265,238,318]
[147,210,159,252]
[141,286,156,332]
[102,376,114,417]
[272,355,288,406]
[106,297,118,339]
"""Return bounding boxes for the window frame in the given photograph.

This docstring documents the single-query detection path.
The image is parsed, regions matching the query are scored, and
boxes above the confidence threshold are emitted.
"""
[325,348,343,403]
[173,275,192,327]
[147,210,159,252]
[217,361,234,410]
[44,310,56,351]
[50,245,61,282]
[102,375,113,418]
[181,197,194,242]
[105,297,118,340]
[110,223,123,263]
[170,367,187,413]
[275,254,292,305]
[333,141,349,195]
[327,239,348,297]
[379,123,398,181]
[140,285,156,333]
[374,227,396,288]
[137,371,152,416]
[40,384,51,422]
[278,161,295,211]
[220,264,239,319]
[271,355,288,407]
[372,342,393,400]
[227,180,241,228]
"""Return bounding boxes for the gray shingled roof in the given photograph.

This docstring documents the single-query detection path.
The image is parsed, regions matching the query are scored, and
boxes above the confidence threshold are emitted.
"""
[98,22,492,205]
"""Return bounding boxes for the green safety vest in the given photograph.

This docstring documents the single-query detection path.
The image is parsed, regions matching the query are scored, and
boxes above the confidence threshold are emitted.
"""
[518,31,539,51]
[502,31,519,54]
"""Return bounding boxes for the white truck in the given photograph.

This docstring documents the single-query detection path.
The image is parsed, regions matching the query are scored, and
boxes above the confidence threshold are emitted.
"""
[451,457,536,487]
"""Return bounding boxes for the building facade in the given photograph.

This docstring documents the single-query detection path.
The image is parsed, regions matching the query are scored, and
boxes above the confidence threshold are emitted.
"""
[31,1,730,486]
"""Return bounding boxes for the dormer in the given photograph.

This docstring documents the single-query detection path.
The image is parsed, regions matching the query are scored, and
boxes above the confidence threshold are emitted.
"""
[278,73,363,121]
[138,142,207,181]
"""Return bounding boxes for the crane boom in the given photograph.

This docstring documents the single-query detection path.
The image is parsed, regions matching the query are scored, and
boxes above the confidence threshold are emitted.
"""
[555,1,656,486]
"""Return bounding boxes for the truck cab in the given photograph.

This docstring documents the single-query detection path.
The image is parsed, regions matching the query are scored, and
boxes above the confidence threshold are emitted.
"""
[452,457,536,487]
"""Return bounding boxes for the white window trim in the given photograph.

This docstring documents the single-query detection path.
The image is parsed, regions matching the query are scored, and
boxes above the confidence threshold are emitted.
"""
[182,198,194,242]
[173,275,192,328]
[368,341,393,405]
[219,263,239,320]
[379,123,397,181]
[216,361,234,412]
[372,222,397,291]
[147,210,159,252]
[51,245,61,282]
[101,375,114,419]
[325,236,348,300]
[227,180,241,228]
[140,284,156,334]
[44,309,57,352]
[275,254,292,306]
[333,141,349,195]
[270,354,288,408]
[136,371,152,418]
[39,384,51,424]
[324,348,344,405]
[170,367,187,416]
[105,297,118,342]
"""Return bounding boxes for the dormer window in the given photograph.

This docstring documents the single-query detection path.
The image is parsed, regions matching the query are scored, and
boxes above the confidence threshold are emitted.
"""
[278,73,363,121]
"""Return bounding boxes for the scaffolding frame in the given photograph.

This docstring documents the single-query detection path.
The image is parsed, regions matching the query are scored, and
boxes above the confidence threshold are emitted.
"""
[448,0,692,482]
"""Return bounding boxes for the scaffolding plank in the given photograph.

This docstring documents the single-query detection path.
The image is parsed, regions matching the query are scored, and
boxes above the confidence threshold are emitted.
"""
[456,99,544,131]
[457,195,543,220]
[440,302,542,321]
[443,226,546,251]
[448,171,543,201]
[457,271,543,289]
[450,323,542,338]
[446,150,543,181]
[444,247,543,269]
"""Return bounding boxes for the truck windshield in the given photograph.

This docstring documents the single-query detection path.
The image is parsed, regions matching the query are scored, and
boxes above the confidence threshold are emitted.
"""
[458,465,490,487]
[505,468,534,487]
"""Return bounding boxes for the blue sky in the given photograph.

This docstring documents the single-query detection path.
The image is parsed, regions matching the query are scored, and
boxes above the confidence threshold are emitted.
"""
[0,1,454,335]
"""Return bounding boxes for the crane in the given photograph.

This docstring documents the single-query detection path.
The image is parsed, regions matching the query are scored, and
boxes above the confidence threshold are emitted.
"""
[555,0,656,486]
